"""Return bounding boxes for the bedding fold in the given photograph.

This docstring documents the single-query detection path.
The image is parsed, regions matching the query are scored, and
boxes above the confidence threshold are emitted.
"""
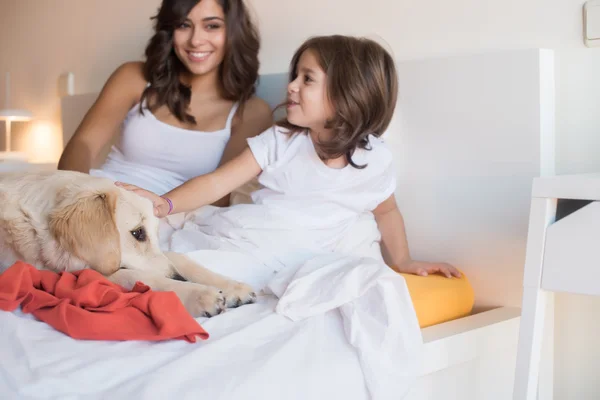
[267,253,423,400]
[164,205,424,399]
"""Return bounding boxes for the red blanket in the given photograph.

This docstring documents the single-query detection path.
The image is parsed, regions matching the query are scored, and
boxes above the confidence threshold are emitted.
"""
[0,261,208,343]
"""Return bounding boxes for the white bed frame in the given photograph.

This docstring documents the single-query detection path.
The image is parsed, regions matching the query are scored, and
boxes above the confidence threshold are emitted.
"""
[513,173,600,399]
[60,49,556,400]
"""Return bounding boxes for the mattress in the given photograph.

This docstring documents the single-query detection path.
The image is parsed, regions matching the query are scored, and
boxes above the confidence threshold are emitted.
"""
[401,271,474,328]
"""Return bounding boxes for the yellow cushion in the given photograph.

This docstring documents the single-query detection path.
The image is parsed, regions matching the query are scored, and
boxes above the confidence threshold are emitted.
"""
[400,270,475,328]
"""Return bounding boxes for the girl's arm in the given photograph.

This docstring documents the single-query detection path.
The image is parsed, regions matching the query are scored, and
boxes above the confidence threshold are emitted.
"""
[117,146,262,217]
[373,194,461,278]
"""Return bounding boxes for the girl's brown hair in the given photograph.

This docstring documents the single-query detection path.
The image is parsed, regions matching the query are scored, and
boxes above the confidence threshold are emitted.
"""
[277,35,398,169]
[140,0,260,124]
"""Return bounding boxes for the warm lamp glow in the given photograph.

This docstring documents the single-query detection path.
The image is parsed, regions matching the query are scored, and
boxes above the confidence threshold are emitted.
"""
[26,121,62,163]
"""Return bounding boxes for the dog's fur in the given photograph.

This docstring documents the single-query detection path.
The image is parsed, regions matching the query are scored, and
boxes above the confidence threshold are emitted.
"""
[0,170,255,317]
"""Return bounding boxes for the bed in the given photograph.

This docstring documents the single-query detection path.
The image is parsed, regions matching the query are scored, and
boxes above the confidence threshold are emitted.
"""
[1,49,555,399]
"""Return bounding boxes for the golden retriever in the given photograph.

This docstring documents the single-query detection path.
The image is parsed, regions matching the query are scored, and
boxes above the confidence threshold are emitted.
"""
[0,170,256,317]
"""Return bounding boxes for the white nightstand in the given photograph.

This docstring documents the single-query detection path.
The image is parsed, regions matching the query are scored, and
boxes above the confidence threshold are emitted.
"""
[514,172,600,399]
[0,161,56,174]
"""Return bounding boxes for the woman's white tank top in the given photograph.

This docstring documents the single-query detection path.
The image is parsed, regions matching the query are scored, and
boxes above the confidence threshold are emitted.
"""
[90,95,239,195]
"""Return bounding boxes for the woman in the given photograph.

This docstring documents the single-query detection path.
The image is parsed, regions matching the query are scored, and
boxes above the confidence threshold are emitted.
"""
[58,0,272,206]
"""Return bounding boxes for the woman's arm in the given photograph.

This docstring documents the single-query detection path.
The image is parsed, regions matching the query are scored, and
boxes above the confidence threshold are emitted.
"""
[57,62,147,173]
[211,96,273,207]
[373,194,461,278]
[117,146,262,217]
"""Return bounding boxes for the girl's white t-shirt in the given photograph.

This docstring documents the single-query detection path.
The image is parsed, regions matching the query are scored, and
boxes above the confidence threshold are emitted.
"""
[245,126,396,230]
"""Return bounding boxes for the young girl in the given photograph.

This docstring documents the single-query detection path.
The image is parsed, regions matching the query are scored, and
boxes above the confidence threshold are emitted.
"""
[118,34,460,279]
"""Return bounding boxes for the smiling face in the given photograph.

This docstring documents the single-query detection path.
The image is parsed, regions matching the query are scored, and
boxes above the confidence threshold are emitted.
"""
[286,49,334,134]
[173,0,226,78]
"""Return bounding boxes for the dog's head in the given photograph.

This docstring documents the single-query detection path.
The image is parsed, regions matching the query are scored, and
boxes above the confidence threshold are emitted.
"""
[48,182,176,278]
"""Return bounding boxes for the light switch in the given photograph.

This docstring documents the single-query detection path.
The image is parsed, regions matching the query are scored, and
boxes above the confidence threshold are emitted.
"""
[58,72,74,97]
[584,0,600,47]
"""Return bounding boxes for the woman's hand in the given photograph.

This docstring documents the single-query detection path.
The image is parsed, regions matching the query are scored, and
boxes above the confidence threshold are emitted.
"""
[115,182,171,217]
[394,260,462,278]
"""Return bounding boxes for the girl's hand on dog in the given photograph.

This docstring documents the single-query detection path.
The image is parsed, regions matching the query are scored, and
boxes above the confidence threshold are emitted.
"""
[115,182,170,217]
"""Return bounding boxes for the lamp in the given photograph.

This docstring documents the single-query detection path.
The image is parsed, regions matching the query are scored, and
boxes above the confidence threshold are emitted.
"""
[0,72,32,162]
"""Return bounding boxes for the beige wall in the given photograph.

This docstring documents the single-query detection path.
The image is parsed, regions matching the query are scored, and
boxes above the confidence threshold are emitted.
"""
[0,0,161,161]
[1,0,600,397]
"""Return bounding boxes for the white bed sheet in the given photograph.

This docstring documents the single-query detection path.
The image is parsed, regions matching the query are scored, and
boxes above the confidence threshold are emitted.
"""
[0,207,423,400]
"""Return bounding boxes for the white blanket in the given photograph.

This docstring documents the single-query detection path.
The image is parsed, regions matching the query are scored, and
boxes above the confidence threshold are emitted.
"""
[0,205,423,400]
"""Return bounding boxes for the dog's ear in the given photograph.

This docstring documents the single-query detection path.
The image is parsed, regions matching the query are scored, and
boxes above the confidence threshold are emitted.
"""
[49,188,121,275]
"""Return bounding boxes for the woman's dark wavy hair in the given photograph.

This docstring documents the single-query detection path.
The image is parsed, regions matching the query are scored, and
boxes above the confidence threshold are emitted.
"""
[277,35,398,169]
[139,0,260,124]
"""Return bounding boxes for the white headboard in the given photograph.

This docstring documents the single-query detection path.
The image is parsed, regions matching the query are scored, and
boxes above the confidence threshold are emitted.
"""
[61,49,555,310]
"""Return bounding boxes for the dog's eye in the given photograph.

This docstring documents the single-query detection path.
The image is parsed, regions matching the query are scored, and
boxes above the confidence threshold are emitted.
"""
[130,227,146,242]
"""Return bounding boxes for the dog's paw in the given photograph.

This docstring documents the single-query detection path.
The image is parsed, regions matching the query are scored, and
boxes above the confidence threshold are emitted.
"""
[221,281,257,308]
[178,283,226,318]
